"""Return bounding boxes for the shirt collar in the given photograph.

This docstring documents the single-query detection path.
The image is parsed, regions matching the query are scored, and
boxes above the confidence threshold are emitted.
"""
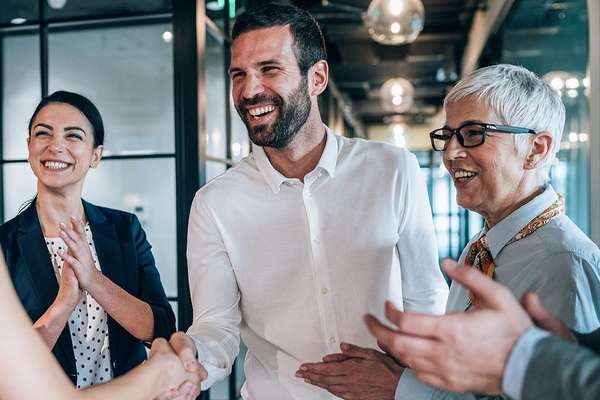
[252,124,338,194]
[484,185,559,259]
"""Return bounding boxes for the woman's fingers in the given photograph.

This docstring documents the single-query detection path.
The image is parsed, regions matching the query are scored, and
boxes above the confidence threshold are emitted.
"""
[57,250,83,272]
[70,216,87,238]
[58,222,81,253]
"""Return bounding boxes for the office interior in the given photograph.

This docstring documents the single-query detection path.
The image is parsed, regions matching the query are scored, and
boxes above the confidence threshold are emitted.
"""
[1,0,599,398]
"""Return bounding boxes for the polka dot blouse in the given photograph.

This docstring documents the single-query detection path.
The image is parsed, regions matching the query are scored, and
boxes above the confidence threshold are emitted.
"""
[45,224,113,389]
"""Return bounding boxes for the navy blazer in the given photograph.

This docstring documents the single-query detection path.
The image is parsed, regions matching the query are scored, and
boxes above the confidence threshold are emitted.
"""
[0,199,176,384]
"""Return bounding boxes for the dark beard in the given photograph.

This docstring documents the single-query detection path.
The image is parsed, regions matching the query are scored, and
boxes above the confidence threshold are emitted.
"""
[237,77,311,149]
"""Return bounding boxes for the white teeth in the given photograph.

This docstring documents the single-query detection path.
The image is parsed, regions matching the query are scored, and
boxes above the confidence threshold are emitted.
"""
[248,105,275,117]
[454,170,476,179]
[44,161,69,170]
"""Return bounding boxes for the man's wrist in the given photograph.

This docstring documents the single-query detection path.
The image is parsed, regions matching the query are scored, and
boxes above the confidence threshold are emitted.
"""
[502,326,551,400]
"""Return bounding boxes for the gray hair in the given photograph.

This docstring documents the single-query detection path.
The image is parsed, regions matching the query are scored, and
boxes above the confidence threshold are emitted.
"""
[444,64,565,184]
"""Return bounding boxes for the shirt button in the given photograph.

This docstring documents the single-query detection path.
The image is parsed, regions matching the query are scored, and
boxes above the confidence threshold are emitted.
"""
[312,236,320,244]
[329,336,336,344]
[321,288,328,295]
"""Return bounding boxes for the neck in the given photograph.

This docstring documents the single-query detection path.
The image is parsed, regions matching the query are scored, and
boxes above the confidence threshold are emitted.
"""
[483,183,545,228]
[263,114,326,181]
[36,185,85,237]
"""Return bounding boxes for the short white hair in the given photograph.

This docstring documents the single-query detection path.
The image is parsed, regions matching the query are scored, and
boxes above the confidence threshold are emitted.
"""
[444,64,565,184]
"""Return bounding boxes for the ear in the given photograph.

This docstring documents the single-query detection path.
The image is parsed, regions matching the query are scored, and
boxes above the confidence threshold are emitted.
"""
[90,145,104,168]
[524,132,553,170]
[308,60,329,97]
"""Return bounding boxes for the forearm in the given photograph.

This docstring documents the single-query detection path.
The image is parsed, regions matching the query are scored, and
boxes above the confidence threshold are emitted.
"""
[80,359,164,400]
[33,302,72,348]
[89,274,154,341]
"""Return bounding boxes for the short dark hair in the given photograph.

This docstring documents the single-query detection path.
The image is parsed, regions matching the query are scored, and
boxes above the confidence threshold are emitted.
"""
[232,2,327,75]
[28,91,104,148]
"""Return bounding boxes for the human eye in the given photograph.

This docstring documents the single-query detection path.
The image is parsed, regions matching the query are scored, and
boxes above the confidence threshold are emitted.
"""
[230,70,244,80]
[262,65,280,74]
[435,129,452,139]
[66,131,84,141]
[33,130,50,137]
[461,125,484,137]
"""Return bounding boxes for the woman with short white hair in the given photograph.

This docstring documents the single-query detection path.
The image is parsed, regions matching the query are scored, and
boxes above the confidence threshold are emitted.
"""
[393,64,600,400]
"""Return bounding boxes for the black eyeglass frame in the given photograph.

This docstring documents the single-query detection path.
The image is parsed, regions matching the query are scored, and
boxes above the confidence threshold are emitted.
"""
[429,122,537,151]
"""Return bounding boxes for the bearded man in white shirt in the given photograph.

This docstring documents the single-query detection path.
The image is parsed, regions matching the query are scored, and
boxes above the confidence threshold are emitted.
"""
[172,3,449,399]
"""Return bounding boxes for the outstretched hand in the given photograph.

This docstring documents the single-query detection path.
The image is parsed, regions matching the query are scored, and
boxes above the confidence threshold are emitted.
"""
[156,332,207,400]
[365,263,533,395]
[522,292,575,342]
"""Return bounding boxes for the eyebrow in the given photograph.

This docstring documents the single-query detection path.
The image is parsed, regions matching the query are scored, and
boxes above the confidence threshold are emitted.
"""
[33,123,53,131]
[64,126,87,135]
[228,59,283,75]
[32,123,87,135]
[443,120,485,129]
[257,59,282,67]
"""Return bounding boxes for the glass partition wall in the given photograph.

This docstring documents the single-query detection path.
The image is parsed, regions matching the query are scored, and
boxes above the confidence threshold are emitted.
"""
[0,0,204,397]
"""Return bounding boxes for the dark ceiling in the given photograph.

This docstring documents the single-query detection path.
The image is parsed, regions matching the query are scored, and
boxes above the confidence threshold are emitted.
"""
[293,0,477,126]
[0,0,590,130]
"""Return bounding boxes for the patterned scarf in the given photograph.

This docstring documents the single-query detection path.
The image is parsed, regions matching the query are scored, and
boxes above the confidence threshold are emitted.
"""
[465,195,565,307]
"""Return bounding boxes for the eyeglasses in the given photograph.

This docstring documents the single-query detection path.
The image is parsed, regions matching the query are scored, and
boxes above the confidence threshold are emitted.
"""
[429,122,537,152]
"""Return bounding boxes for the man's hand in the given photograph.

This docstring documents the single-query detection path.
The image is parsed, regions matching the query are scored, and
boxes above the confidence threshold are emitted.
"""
[365,263,533,395]
[295,342,403,399]
[147,338,192,400]
[522,292,575,342]
[157,332,207,400]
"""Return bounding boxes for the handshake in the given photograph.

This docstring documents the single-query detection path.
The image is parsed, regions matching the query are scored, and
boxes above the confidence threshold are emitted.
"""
[146,332,207,400]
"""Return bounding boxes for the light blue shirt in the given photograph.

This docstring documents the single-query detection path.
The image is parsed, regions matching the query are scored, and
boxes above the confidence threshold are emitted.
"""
[395,185,600,400]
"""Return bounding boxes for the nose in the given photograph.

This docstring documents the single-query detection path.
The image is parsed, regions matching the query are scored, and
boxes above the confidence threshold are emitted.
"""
[238,73,265,101]
[47,135,66,153]
[443,134,466,161]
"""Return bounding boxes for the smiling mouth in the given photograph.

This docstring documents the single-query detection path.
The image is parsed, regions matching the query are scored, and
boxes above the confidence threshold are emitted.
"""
[453,168,478,183]
[247,104,276,120]
[42,160,72,171]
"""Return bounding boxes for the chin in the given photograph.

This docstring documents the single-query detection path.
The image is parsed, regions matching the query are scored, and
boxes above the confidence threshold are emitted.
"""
[455,192,476,211]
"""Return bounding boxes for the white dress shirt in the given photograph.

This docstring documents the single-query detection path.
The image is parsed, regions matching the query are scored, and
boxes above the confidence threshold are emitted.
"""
[186,126,449,399]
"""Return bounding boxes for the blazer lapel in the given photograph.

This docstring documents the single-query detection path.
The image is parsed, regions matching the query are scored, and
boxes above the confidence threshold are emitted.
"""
[17,203,59,310]
[83,201,129,370]
[17,200,77,380]
[83,201,127,289]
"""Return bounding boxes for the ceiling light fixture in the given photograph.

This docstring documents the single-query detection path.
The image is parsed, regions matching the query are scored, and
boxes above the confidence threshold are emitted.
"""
[48,0,68,9]
[364,0,425,45]
[10,17,27,24]
[542,71,577,94]
[391,123,407,147]
[380,78,414,113]
[162,30,173,43]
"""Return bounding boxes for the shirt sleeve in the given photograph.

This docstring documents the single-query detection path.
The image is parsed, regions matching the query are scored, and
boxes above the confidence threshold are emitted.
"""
[397,152,449,314]
[502,327,551,400]
[186,193,242,390]
[527,251,600,333]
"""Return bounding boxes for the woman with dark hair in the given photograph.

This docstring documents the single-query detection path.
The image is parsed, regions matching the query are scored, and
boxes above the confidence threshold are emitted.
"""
[0,91,176,389]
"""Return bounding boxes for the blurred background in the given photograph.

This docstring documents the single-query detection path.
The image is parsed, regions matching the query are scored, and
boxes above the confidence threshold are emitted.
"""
[1,0,598,398]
